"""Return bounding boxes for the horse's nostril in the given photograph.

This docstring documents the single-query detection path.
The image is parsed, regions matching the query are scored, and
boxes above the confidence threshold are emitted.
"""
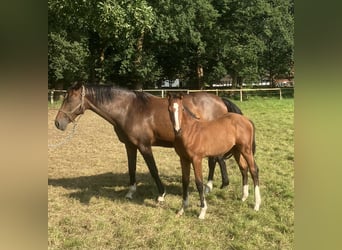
[55,120,59,129]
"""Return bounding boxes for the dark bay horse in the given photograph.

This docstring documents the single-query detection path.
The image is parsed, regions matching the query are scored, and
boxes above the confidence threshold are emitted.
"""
[54,82,243,201]
[167,93,261,219]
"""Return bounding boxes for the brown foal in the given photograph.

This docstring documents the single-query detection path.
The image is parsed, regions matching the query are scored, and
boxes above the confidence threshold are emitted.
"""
[167,93,261,219]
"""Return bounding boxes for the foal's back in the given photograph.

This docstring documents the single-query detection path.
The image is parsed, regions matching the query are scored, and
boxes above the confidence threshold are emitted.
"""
[180,112,254,158]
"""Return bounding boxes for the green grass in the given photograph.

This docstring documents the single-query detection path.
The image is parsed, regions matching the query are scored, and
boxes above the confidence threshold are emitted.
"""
[48,97,294,249]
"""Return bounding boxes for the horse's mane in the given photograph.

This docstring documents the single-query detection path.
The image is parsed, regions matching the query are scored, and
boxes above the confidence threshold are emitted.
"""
[83,85,116,104]
[133,90,153,105]
[82,84,152,105]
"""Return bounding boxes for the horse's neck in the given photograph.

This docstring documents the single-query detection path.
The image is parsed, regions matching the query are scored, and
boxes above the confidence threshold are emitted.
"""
[85,90,130,126]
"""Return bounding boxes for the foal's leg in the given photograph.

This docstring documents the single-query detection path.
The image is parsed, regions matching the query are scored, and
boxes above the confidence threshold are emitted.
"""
[233,150,249,202]
[124,143,138,199]
[177,158,191,217]
[193,157,207,219]
[242,151,261,211]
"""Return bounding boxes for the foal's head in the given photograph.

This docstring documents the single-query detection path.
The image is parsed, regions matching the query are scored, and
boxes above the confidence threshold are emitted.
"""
[167,93,185,134]
[55,81,86,131]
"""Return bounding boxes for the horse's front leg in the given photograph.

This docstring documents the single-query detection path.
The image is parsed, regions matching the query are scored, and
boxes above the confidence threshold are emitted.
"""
[193,157,207,219]
[138,146,166,202]
[124,143,138,199]
[177,157,191,217]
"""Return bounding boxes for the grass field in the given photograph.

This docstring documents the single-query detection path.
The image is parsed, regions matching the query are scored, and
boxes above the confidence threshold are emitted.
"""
[48,97,294,249]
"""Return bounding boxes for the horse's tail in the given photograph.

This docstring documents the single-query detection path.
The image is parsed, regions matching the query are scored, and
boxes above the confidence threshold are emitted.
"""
[221,97,243,115]
[221,98,243,160]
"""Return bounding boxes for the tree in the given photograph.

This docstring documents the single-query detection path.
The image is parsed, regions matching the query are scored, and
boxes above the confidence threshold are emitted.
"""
[259,0,294,86]
[146,0,219,89]
[48,0,294,89]
[48,0,156,88]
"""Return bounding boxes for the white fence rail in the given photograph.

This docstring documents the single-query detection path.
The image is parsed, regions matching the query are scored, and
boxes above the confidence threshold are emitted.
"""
[48,87,293,104]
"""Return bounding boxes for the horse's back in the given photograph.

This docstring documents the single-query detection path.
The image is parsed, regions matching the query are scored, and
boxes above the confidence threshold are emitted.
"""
[183,92,228,120]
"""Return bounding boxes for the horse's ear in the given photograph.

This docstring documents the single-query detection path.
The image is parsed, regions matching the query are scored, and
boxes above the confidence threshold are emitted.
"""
[71,81,84,90]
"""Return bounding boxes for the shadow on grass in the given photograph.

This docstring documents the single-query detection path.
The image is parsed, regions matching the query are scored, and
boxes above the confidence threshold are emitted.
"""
[48,172,183,205]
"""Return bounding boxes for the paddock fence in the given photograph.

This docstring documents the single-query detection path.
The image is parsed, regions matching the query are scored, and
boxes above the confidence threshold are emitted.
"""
[48,87,294,104]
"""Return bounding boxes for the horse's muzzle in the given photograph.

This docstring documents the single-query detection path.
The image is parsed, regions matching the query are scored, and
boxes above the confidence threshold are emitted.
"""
[55,120,67,131]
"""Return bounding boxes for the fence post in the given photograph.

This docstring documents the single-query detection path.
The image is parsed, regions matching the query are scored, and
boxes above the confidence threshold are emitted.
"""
[50,90,54,104]
[279,88,282,100]
[240,89,243,102]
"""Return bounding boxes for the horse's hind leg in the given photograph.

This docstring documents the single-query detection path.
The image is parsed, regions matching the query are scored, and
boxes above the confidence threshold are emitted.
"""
[205,156,229,194]
[233,150,249,201]
[193,157,207,219]
[205,157,216,193]
[217,156,229,188]
[177,158,191,217]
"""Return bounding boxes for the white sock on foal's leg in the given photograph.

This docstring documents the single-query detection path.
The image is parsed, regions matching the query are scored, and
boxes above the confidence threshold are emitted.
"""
[198,199,207,219]
[242,184,249,201]
[254,185,261,211]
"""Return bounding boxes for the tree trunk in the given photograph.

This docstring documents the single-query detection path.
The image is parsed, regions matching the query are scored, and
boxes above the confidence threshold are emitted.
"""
[197,64,204,89]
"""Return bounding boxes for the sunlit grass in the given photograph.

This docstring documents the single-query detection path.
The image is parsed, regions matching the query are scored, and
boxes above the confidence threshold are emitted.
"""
[48,97,294,249]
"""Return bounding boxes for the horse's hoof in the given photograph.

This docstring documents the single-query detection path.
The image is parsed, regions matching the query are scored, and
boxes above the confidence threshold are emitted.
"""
[204,181,213,194]
[157,192,166,202]
[125,184,136,200]
[176,208,184,217]
[220,181,229,189]
[125,193,133,200]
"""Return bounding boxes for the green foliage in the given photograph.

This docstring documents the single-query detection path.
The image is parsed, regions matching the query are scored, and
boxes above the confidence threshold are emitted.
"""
[48,32,89,84]
[48,0,294,88]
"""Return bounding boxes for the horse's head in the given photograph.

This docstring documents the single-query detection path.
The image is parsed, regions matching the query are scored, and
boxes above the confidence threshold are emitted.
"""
[167,93,184,134]
[55,82,86,131]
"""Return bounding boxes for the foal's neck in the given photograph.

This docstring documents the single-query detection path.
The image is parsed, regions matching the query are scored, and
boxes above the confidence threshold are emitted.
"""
[179,104,198,131]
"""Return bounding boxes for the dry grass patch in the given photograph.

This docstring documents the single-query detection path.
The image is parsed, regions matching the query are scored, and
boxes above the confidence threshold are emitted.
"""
[48,98,294,249]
